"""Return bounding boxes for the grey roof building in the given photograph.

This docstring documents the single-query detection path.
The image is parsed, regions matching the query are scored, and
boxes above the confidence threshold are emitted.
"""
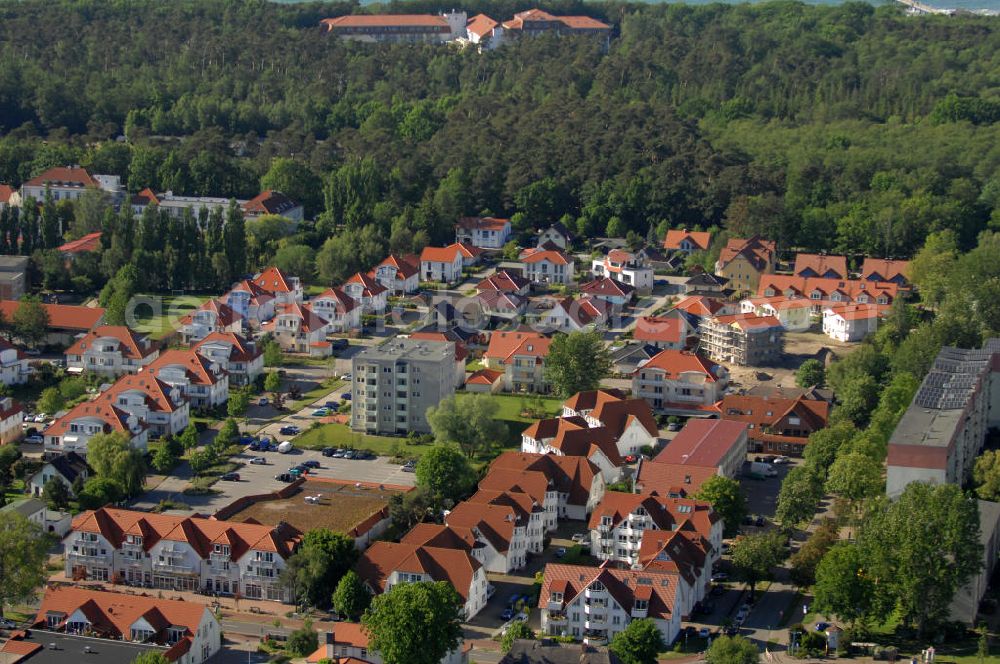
[501,640,623,664]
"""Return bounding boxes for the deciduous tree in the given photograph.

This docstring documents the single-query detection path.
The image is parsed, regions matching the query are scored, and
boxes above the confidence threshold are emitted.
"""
[362,581,463,664]
[609,618,665,664]
[544,331,612,397]
[694,476,747,538]
[414,444,475,505]
[795,359,825,388]
[0,512,50,617]
[87,431,146,497]
[813,542,878,629]
[705,635,759,664]
[332,570,371,621]
[281,529,358,609]
[427,394,505,458]
[12,296,49,348]
[775,466,824,530]
[500,621,534,653]
[730,531,785,599]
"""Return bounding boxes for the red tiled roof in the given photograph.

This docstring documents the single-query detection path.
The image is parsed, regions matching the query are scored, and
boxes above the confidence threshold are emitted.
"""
[794,254,847,279]
[194,331,262,363]
[70,507,301,558]
[0,184,16,204]
[824,303,892,321]
[477,270,529,293]
[253,266,297,294]
[862,258,910,283]
[345,272,388,297]
[580,277,634,298]
[132,187,158,206]
[539,564,680,622]
[521,248,571,265]
[420,243,467,264]
[58,232,103,254]
[65,325,156,360]
[652,419,747,467]
[637,350,721,381]
[757,275,899,303]
[563,389,626,412]
[589,396,659,440]
[484,331,551,362]
[635,462,718,495]
[322,14,450,29]
[401,523,477,552]
[242,190,299,216]
[34,586,210,652]
[672,296,727,317]
[374,254,419,280]
[488,452,600,508]
[663,229,711,252]
[446,501,519,553]
[99,374,184,414]
[522,416,623,466]
[478,289,526,312]
[716,394,829,441]
[0,300,104,331]
[0,637,42,656]
[356,542,481,601]
[44,399,135,439]
[313,287,359,314]
[179,298,241,328]
[711,313,782,331]
[261,303,328,334]
[147,349,226,387]
[466,368,504,386]
[466,13,499,37]
[635,316,686,344]
[456,216,510,231]
[717,236,776,271]
[24,166,96,188]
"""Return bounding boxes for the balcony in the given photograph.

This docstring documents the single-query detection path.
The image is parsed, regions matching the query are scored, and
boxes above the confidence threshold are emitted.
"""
[67,552,109,565]
[547,611,567,623]
[152,561,196,575]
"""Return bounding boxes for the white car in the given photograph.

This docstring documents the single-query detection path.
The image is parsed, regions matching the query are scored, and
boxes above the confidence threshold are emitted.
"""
[772,456,790,464]
[0,618,16,629]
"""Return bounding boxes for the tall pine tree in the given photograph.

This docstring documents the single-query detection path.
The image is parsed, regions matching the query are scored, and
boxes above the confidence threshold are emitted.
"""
[223,200,246,282]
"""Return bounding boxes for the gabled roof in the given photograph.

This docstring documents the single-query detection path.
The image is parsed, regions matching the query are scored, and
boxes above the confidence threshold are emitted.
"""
[651,419,747,467]
[179,298,241,328]
[100,374,184,414]
[589,396,659,440]
[717,236,776,271]
[503,9,609,31]
[253,266,297,294]
[261,303,328,334]
[65,325,156,360]
[70,507,301,559]
[588,492,715,540]
[401,523,477,552]
[44,400,136,439]
[635,462,718,495]
[194,331,262,363]
[312,287,359,314]
[823,303,892,321]
[489,452,601,507]
[580,277,634,298]
[37,451,91,484]
[478,289,526,312]
[446,501,521,553]
[132,187,158,207]
[34,586,210,651]
[862,258,910,283]
[563,389,627,413]
[478,270,529,293]
[539,563,680,623]
[686,272,729,289]
[24,166,96,189]
[541,221,575,242]
[521,247,572,265]
[757,274,899,303]
[373,254,418,280]
[465,14,500,37]
[0,184,16,204]
[420,243,480,264]
[58,232,103,255]
[456,216,510,231]
[638,527,708,583]
[546,296,610,328]
[147,349,226,387]
[468,488,543,523]
[477,469,552,506]
[716,394,829,436]
[634,316,687,344]
[356,542,482,600]
[466,368,504,386]
[663,229,711,252]
[671,295,727,317]
[709,313,782,332]
[344,271,388,297]
[322,14,450,29]
[0,300,104,331]
[522,416,623,466]
[484,331,552,362]
[794,253,847,279]
[636,350,722,381]
[242,190,299,216]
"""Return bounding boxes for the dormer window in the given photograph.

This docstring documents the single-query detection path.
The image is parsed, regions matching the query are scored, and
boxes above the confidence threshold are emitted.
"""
[634,599,649,610]
[551,592,563,603]
[167,626,186,644]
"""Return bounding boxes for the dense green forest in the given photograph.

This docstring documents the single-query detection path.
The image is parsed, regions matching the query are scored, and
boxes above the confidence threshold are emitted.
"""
[1,0,1000,281]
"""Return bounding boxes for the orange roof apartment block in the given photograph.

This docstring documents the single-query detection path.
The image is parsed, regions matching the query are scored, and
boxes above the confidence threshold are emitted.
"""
[716,393,829,456]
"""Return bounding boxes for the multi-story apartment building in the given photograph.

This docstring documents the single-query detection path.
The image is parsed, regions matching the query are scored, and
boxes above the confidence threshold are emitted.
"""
[33,586,222,664]
[477,469,561,533]
[456,216,512,249]
[466,488,547,555]
[260,302,330,355]
[886,339,1000,497]
[587,492,721,576]
[0,396,22,444]
[343,271,389,313]
[644,418,749,483]
[178,299,243,343]
[793,253,848,280]
[487,452,605,521]
[699,313,784,367]
[351,338,460,435]
[193,332,263,386]
[757,275,899,314]
[321,11,467,43]
[21,166,111,203]
[310,287,361,331]
[445,501,530,572]
[714,236,776,295]
[44,400,148,455]
[521,416,624,482]
[862,258,910,286]
[101,374,190,438]
[145,350,229,409]
[64,507,301,600]
[65,325,159,376]
[538,563,683,645]
[501,9,611,38]
[483,331,553,393]
[716,393,829,456]
[632,350,728,412]
[739,297,813,332]
[520,245,575,285]
[591,250,654,294]
[357,541,489,619]
[562,389,660,458]
[370,254,420,294]
[822,303,890,342]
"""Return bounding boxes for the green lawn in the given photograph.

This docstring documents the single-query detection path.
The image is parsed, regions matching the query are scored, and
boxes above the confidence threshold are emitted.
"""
[292,423,428,458]
[132,294,212,340]
[486,394,563,445]
[284,379,345,411]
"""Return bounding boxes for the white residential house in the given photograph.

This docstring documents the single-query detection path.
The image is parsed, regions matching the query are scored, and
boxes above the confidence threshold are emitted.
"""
[145,350,229,409]
[343,272,388,313]
[740,297,812,332]
[65,326,159,377]
[632,350,729,411]
[253,266,303,305]
[193,332,264,386]
[370,255,420,294]
[420,244,468,285]
[0,396,23,444]
[591,250,654,294]
[102,374,190,438]
[822,304,889,342]
[521,246,575,285]
[26,451,90,499]
[0,340,29,386]
[44,400,148,456]
[455,217,512,249]
[311,287,362,331]
[178,299,244,344]
[260,303,331,355]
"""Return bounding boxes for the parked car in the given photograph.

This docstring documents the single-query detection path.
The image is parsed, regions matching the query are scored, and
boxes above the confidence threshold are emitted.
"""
[275,473,293,482]
[624,454,637,463]
[754,515,766,527]
[24,434,43,444]
[724,625,739,636]
[698,628,711,639]
[340,373,352,381]
[332,449,348,458]
[773,455,790,464]
[571,533,588,543]
[277,441,293,453]
[258,397,269,407]
[34,413,48,423]
[555,547,567,558]
[220,472,240,481]
[355,451,376,460]
[303,460,321,469]
[711,572,729,582]
[814,622,830,632]
[666,422,681,432]
[279,425,300,436]
[0,618,16,629]
[401,460,416,472]
[239,435,255,446]
[311,408,329,417]
[248,441,260,451]
[288,468,304,477]
[501,608,514,621]
[249,457,267,465]
[322,447,337,457]
[325,401,339,410]
[342,450,356,460]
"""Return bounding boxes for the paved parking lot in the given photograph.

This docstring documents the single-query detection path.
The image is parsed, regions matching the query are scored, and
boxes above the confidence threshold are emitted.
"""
[237,447,416,489]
